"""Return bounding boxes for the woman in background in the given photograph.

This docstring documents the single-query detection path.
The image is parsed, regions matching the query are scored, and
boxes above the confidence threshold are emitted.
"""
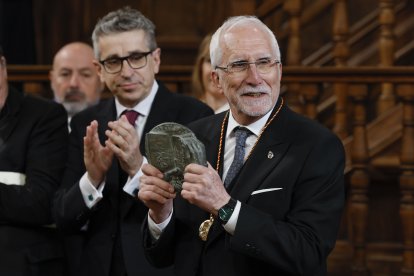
[191,34,229,113]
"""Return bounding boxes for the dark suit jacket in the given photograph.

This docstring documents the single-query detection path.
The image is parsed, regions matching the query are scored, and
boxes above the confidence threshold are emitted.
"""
[0,87,68,276]
[53,82,213,276]
[143,100,345,276]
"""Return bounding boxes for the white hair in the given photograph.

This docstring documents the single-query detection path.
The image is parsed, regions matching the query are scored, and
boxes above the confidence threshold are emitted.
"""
[209,15,281,68]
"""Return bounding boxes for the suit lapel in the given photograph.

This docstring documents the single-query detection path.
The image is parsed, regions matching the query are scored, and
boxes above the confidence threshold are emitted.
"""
[199,113,227,175]
[206,103,290,246]
[230,132,289,202]
[230,100,289,201]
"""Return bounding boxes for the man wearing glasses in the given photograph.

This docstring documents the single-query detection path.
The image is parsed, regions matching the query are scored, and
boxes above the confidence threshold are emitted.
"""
[53,7,212,276]
[139,16,345,275]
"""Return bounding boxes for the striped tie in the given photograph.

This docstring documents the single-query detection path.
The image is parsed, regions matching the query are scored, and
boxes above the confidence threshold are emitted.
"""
[224,127,251,187]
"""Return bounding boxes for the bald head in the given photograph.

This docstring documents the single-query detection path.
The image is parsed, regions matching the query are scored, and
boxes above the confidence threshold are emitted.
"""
[50,42,102,117]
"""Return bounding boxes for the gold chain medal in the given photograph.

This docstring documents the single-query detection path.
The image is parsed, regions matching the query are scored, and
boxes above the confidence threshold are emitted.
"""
[198,98,284,241]
[199,214,214,241]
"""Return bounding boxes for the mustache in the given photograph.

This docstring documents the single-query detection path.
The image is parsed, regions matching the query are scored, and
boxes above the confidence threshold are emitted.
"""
[64,89,86,101]
[238,85,271,95]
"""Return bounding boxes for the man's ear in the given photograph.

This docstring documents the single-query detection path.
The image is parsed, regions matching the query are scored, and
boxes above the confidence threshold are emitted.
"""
[151,48,161,74]
[211,70,221,89]
[93,60,105,82]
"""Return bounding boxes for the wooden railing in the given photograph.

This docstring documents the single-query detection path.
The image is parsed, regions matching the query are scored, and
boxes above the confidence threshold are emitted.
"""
[7,64,196,99]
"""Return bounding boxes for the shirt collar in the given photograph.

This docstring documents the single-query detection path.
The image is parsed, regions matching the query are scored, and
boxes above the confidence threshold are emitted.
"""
[226,106,274,139]
[115,80,159,118]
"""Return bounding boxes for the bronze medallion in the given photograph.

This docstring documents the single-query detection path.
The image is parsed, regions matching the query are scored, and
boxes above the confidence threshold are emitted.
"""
[145,122,207,192]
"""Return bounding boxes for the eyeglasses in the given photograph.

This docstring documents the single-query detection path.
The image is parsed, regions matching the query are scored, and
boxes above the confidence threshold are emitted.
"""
[99,51,154,74]
[215,58,280,75]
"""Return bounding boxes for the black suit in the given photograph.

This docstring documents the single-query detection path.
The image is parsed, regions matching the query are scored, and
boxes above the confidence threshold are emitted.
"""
[143,101,345,276]
[53,82,213,276]
[0,87,68,276]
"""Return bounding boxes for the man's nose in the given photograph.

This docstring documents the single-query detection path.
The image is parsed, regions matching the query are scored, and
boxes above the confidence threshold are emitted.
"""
[120,59,134,77]
[245,64,263,85]
[69,73,80,87]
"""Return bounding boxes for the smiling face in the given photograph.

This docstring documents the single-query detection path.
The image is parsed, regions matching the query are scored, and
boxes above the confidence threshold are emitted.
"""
[95,30,160,108]
[212,24,281,125]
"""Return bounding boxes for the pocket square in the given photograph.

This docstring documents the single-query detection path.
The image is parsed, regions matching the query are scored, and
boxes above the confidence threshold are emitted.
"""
[251,187,283,195]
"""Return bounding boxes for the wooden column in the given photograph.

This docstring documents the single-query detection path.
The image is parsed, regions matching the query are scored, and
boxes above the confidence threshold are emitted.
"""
[378,0,396,113]
[301,84,320,120]
[284,0,303,113]
[398,84,414,276]
[348,85,370,276]
[332,0,349,139]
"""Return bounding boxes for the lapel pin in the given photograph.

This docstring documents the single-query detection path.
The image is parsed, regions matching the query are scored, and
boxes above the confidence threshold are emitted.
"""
[267,151,274,159]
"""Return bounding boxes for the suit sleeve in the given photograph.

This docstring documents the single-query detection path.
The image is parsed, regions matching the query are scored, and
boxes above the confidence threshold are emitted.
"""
[0,103,68,225]
[53,116,94,232]
[229,133,345,275]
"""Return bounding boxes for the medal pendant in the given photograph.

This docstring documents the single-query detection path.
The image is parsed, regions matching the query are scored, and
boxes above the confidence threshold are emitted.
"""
[199,216,213,241]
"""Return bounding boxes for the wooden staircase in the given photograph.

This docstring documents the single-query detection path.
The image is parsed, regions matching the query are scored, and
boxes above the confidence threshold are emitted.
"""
[255,0,414,275]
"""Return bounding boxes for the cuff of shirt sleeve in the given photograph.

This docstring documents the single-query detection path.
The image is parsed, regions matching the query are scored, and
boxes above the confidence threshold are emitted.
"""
[223,200,241,235]
[147,209,173,241]
[79,173,104,209]
[123,156,148,197]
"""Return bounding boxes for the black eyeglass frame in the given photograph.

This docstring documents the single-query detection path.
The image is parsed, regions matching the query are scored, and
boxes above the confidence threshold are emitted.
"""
[99,50,154,74]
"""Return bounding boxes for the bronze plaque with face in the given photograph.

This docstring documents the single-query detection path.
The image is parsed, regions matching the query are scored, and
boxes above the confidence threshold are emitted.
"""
[145,122,207,192]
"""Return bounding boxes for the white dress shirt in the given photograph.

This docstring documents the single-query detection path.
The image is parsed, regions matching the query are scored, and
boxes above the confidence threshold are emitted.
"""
[79,81,159,208]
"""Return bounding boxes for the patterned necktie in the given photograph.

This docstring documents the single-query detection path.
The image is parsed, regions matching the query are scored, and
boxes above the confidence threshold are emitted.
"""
[224,127,251,187]
[122,110,139,126]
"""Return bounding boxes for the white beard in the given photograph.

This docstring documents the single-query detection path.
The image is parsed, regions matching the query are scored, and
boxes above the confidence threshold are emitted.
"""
[62,101,89,117]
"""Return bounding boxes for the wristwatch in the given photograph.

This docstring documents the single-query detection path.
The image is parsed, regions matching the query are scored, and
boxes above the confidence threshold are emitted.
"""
[217,198,237,225]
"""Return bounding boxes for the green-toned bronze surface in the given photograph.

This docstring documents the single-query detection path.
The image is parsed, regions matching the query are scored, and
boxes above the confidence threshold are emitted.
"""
[145,122,207,192]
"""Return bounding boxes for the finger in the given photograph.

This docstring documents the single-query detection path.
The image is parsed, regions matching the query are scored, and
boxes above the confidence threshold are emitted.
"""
[184,163,208,174]
[105,131,124,149]
[180,188,199,205]
[183,172,204,184]
[108,120,132,139]
[142,164,164,178]
[181,181,198,193]
[139,189,175,205]
[84,121,96,143]
[105,128,125,144]
[140,175,175,194]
